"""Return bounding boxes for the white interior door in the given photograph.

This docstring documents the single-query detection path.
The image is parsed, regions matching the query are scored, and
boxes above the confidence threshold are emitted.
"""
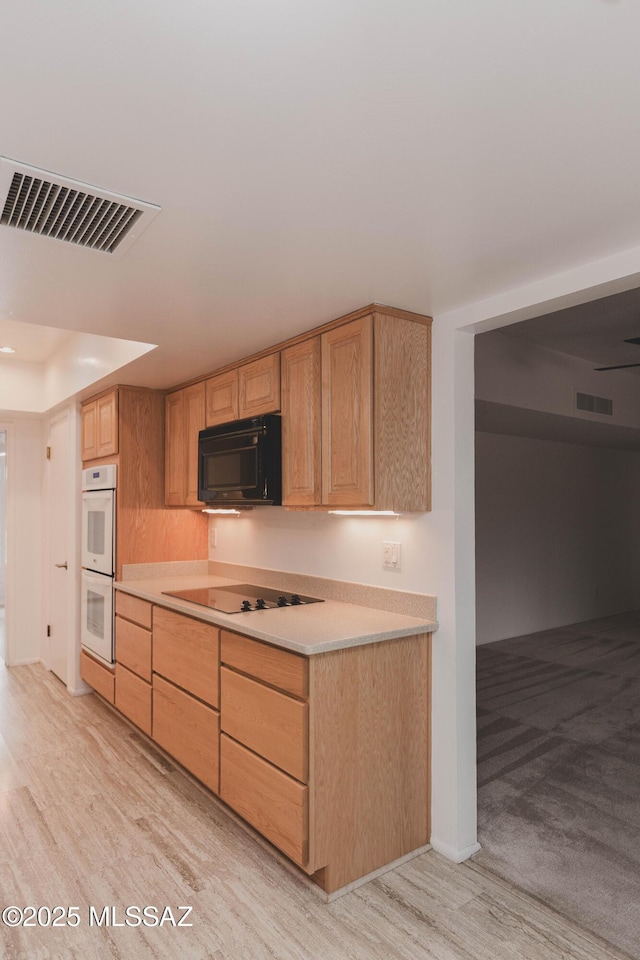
[47,414,71,684]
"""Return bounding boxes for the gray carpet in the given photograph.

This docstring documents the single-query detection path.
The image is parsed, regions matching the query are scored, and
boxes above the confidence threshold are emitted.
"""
[474,610,640,959]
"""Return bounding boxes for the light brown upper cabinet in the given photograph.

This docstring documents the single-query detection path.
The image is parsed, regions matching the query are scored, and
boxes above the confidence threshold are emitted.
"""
[165,382,205,506]
[322,317,374,507]
[205,369,239,427]
[282,310,430,512]
[81,389,118,461]
[81,386,208,573]
[281,338,322,506]
[164,304,430,513]
[205,354,281,427]
[239,353,280,418]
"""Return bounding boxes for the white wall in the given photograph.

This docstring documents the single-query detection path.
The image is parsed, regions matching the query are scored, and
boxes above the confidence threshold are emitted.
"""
[0,332,156,415]
[1,415,44,665]
[476,330,640,427]
[0,432,5,606]
[42,332,156,410]
[0,359,44,412]
[210,509,433,593]
[476,432,640,644]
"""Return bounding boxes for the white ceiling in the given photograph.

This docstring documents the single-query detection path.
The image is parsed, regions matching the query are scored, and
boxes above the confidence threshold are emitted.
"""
[499,287,640,374]
[2,0,640,390]
[0,317,72,363]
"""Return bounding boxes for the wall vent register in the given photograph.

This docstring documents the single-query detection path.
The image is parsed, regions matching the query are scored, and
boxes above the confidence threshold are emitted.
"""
[576,392,613,416]
[162,584,324,614]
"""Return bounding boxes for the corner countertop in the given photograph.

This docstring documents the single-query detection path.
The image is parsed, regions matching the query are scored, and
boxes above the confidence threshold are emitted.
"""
[114,575,437,656]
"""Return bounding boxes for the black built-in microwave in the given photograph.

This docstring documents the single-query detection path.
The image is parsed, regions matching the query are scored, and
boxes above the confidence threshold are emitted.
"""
[198,414,282,506]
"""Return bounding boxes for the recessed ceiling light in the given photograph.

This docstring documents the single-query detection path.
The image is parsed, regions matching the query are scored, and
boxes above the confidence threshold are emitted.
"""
[0,346,15,353]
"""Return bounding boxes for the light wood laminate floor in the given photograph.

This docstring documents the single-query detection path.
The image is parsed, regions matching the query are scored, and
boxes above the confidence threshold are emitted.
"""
[0,663,630,960]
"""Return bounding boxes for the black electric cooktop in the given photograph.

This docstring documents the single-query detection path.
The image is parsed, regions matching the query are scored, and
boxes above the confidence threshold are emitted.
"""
[162,583,324,614]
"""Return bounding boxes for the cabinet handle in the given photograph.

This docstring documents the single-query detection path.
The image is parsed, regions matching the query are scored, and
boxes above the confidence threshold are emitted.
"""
[55,562,68,570]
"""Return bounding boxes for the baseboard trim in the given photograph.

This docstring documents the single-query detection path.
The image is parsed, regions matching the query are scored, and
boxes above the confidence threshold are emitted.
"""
[8,657,40,667]
[430,837,481,863]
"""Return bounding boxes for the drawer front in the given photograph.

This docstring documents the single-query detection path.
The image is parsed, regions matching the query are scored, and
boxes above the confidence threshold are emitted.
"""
[80,650,115,703]
[220,734,308,867]
[221,667,308,782]
[115,592,152,629]
[153,675,220,794]
[115,663,152,735]
[220,630,308,698]
[115,616,151,681]
[153,606,220,708]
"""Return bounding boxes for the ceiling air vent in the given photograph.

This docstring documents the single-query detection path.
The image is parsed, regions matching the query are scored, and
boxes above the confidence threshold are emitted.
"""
[0,158,160,257]
[576,392,613,416]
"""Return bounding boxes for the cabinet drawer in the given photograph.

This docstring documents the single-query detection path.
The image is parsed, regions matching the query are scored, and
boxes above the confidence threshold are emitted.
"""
[153,675,220,794]
[220,630,308,698]
[115,616,151,681]
[80,650,115,703]
[220,734,307,867]
[221,667,308,782]
[115,592,152,629]
[153,606,219,708]
[115,663,151,735]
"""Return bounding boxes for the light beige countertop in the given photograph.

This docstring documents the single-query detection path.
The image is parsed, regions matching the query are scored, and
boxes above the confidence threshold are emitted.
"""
[115,574,437,656]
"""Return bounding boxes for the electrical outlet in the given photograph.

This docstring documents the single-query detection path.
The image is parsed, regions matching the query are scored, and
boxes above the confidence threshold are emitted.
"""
[209,527,217,550]
[382,541,401,571]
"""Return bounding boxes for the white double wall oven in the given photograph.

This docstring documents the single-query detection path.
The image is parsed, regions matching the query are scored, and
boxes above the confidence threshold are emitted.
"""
[81,464,117,665]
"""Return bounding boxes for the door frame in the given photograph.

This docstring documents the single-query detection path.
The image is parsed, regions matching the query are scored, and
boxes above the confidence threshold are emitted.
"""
[0,422,14,666]
[44,403,85,694]
[430,248,640,861]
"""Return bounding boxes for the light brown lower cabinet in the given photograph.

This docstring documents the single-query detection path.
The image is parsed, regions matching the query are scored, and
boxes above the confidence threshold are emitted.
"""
[115,616,152,682]
[152,606,220,709]
[219,628,431,895]
[220,733,308,867]
[80,650,115,704]
[115,663,152,735]
[220,666,308,782]
[83,598,431,897]
[153,674,220,794]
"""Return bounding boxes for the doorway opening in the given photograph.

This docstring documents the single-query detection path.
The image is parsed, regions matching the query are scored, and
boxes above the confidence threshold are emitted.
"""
[473,287,640,958]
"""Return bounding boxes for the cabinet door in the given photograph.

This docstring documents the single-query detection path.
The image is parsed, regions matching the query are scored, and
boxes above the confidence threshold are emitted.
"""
[115,663,152,735]
[282,339,321,506]
[115,616,151,681]
[220,734,308,867]
[80,650,115,703]
[81,401,97,461]
[184,382,205,505]
[96,391,118,458]
[153,674,220,794]
[321,317,374,506]
[152,606,220,708]
[205,370,238,426]
[164,390,186,505]
[221,666,308,782]
[238,354,280,418]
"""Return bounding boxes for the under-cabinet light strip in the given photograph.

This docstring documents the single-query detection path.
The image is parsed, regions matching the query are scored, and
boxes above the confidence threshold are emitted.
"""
[328,510,400,516]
